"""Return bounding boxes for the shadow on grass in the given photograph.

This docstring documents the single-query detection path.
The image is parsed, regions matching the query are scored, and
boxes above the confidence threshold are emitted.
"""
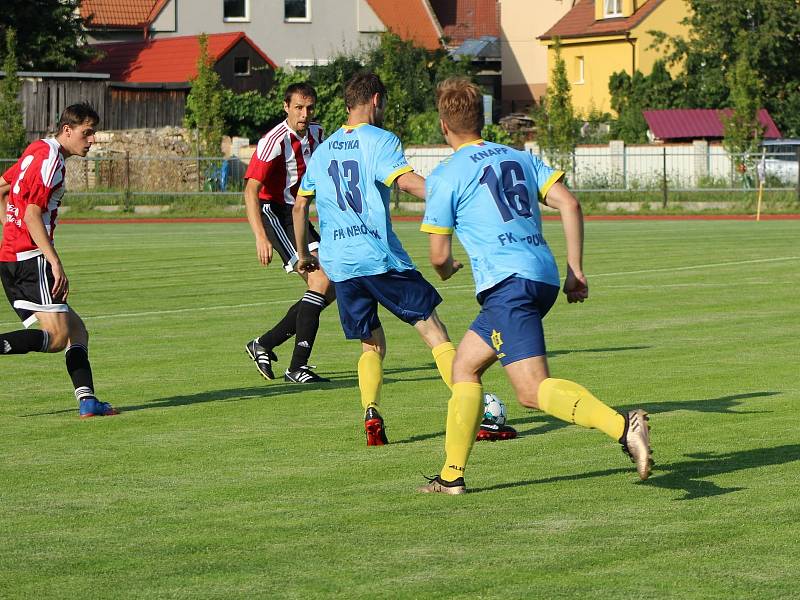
[548,345,650,358]
[472,443,800,501]
[509,391,781,437]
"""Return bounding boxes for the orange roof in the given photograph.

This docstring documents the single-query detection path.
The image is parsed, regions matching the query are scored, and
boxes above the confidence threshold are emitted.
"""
[430,0,499,46]
[366,0,443,50]
[80,0,169,29]
[540,0,664,40]
[80,32,276,83]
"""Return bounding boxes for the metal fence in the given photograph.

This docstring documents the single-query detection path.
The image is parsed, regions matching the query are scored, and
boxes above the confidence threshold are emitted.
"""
[1,147,798,207]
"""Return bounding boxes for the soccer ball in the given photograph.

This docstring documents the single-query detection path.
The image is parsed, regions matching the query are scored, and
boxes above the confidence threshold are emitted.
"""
[482,392,507,426]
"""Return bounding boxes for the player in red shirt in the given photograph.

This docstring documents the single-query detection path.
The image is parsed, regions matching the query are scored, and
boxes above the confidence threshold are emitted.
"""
[0,102,117,418]
[243,83,335,384]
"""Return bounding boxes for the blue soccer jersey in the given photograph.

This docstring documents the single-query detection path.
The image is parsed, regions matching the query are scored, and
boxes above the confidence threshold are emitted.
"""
[299,124,416,282]
[421,139,564,295]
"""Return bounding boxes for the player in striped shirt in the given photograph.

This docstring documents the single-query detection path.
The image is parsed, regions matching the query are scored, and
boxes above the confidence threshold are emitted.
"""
[0,102,117,418]
[243,83,334,384]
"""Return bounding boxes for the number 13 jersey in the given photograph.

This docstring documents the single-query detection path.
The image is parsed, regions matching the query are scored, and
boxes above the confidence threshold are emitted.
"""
[422,139,563,295]
[299,123,415,282]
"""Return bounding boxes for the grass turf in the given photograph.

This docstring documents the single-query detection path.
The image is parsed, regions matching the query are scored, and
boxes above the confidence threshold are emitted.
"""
[1,219,799,599]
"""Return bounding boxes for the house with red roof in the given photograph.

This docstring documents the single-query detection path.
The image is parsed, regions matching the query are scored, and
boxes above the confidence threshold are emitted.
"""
[539,0,690,116]
[643,109,782,143]
[81,32,275,94]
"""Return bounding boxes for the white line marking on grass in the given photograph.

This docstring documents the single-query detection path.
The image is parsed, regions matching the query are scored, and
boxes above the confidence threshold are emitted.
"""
[2,256,796,327]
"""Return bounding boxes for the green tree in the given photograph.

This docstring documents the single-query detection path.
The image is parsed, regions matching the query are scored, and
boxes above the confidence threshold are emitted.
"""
[0,28,26,158]
[184,34,224,157]
[652,0,800,136]
[534,39,578,172]
[0,0,94,70]
[721,35,765,186]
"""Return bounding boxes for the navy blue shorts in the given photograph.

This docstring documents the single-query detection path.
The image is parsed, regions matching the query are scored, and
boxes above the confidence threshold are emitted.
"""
[334,269,443,340]
[470,276,559,366]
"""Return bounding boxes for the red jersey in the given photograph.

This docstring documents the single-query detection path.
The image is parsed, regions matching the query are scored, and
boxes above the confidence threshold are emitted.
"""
[1,139,66,262]
[244,120,323,205]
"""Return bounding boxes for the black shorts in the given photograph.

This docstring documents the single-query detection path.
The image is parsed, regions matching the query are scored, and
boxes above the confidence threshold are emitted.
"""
[260,201,321,273]
[0,254,69,328]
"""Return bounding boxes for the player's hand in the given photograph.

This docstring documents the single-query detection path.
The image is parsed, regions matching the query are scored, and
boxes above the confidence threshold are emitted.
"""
[50,260,69,300]
[450,259,463,277]
[256,238,273,266]
[297,254,319,273]
[563,266,588,303]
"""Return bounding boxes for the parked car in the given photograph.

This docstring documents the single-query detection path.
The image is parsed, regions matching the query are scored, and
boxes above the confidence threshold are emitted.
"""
[759,139,800,184]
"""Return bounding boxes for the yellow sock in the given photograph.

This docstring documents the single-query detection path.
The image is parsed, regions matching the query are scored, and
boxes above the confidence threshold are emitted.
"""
[538,378,625,440]
[440,382,483,482]
[358,351,383,413]
[431,341,456,390]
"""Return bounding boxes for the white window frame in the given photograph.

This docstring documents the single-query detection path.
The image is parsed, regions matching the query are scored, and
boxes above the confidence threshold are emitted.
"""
[284,0,311,23]
[233,56,251,76]
[574,56,585,84]
[604,0,623,17]
[223,0,250,22]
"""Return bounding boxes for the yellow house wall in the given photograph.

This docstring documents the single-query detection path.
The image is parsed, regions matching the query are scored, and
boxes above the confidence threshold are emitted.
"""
[548,0,690,116]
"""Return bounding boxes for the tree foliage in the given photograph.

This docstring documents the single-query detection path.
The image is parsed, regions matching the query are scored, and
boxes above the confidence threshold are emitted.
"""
[652,0,800,136]
[608,61,679,143]
[0,0,94,70]
[534,39,579,172]
[0,28,26,158]
[219,33,476,145]
[184,34,225,156]
[721,34,765,180]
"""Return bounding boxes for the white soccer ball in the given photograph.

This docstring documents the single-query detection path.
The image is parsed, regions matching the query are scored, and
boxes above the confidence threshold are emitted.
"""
[483,392,507,426]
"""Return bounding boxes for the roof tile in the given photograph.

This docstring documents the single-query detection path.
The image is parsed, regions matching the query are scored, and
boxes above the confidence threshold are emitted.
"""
[643,109,782,140]
[365,0,443,50]
[540,0,664,40]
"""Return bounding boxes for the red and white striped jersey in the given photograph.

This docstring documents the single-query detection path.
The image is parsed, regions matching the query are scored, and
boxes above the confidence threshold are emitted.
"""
[244,120,324,205]
[1,139,66,262]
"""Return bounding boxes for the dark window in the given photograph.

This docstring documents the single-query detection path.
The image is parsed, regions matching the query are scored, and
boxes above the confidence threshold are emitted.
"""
[285,0,308,20]
[234,57,251,76]
[224,0,247,20]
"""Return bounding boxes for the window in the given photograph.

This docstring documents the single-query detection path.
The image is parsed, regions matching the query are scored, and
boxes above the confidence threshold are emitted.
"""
[574,56,585,84]
[234,57,250,76]
[604,0,622,17]
[224,0,249,21]
[285,0,310,22]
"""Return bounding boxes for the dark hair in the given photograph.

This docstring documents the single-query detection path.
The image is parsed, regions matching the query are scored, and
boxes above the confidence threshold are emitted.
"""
[284,82,317,104]
[344,72,386,109]
[57,102,100,131]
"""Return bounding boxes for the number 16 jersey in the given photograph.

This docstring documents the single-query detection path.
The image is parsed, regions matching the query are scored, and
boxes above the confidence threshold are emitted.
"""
[299,123,416,282]
[422,139,564,295]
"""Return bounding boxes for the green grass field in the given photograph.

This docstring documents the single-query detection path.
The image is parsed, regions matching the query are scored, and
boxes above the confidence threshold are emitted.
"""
[1,219,798,599]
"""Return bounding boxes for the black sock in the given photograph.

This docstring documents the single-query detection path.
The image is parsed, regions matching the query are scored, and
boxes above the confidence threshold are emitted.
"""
[289,291,327,371]
[65,344,95,401]
[258,300,301,349]
[0,329,49,354]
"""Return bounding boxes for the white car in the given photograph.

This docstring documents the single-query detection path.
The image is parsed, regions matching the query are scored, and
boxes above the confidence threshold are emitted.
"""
[760,139,800,184]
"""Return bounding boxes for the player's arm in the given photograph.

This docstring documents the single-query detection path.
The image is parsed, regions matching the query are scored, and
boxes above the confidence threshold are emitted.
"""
[244,177,273,266]
[428,233,463,281]
[291,194,318,273]
[544,181,588,303]
[23,204,68,299]
[0,175,9,217]
[395,171,426,200]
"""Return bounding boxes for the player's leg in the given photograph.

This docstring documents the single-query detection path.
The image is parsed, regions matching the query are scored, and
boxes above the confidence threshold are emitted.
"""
[245,203,303,380]
[412,309,456,390]
[333,277,387,445]
[418,330,494,495]
[284,260,334,383]
[360,328,388,446]
[0,261,52,354]
[36,308,117,418]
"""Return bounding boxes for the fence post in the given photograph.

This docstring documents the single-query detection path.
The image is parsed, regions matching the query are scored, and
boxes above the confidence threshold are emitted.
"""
[124,151,131,210]
[796,147,800,203]
[662,146,668,208]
